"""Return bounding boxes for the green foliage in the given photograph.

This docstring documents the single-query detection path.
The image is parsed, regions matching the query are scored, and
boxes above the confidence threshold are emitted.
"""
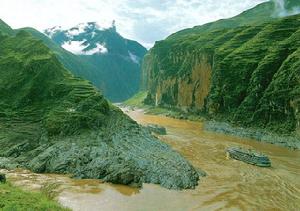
[123,91,148,107]
[40,182,61,200]
[209,16,300,133]
[20,27,98,86]
[44,95,109,136]
[0,183,69,210]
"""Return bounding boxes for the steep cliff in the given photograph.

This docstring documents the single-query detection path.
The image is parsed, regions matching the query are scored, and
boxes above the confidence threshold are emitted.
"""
[142,1,300,135]
[0,22,202,189]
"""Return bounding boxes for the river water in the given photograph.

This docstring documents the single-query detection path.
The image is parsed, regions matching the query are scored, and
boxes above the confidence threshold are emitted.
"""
[1,109,300,210]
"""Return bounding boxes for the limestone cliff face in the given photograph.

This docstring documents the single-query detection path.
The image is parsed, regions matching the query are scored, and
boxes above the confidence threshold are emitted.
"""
[145,53,212,110]
[142,14,300,135]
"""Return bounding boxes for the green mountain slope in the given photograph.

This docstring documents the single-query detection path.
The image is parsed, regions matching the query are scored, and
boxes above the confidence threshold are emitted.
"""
[0,19,14,35]
[169,1,275,40]
[0,25,201,189]
[169,0,299,40]
[19,27,97,83]
[142,1,300,138]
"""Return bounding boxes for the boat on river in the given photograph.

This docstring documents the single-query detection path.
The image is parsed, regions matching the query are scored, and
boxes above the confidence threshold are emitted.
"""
[226,147,271,167]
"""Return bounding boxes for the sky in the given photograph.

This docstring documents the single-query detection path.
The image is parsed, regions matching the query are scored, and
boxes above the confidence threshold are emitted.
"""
[0,0,268,48]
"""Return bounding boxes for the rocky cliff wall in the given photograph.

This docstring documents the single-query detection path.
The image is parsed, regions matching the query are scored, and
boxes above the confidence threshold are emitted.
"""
[142,14,300,134]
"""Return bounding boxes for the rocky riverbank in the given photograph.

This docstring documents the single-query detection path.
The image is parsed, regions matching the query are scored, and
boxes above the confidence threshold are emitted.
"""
[0,109,202,190]
[205,121,300,150]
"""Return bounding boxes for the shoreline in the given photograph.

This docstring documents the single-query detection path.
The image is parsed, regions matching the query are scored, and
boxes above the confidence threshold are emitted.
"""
[204,121,300,150]
[120,104,300,150]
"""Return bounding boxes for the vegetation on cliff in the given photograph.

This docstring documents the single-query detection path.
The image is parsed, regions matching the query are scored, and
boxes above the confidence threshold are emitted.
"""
[142,1,300,138]
[19,27,100,92]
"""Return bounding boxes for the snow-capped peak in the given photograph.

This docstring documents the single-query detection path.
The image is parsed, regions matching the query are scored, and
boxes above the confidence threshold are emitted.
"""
[45,26,62,38]
[67,23,88,37]
[44,21,123,55]
[65,22,111,39]
[45,21,117,40]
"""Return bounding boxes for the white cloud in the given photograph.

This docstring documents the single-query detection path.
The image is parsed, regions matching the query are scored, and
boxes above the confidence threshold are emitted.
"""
[0,0,268,48]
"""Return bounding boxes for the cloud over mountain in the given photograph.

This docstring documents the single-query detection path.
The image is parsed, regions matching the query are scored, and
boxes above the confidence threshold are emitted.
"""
[0,0,267,48]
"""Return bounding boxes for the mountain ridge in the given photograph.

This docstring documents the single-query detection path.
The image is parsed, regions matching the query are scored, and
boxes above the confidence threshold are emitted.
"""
[166,0,300,41]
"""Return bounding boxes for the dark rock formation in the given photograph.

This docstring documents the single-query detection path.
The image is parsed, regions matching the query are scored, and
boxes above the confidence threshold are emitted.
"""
[0,174,6,183]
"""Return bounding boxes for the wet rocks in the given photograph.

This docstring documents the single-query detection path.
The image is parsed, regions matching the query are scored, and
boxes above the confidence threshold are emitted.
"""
[0,174,6,183]
[146,124,167,135]
[226,147,271,167]
[0,111,203,190]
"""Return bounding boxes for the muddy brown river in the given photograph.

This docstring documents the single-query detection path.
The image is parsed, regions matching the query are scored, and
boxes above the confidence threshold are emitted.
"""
[1,109,300,210]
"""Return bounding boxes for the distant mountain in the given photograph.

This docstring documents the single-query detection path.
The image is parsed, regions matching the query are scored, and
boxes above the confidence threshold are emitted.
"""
[44,22,147,102]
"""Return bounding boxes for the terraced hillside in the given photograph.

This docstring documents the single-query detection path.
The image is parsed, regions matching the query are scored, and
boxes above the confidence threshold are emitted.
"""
[142,1,300,136]
[19,27,99,88]
[0,26,202,189]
